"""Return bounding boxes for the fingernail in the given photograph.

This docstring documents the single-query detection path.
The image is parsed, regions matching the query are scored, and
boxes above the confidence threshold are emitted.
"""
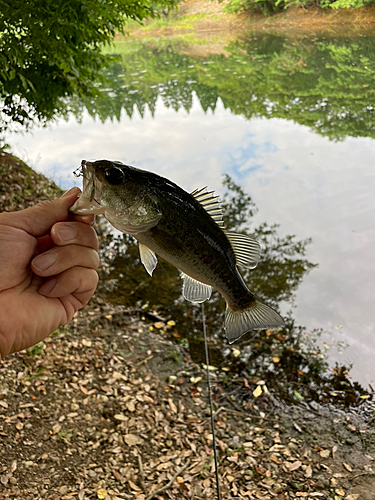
[56,224,77,241]
[61,186,81,199]
[40,278,57,295]
[33,252,57,271]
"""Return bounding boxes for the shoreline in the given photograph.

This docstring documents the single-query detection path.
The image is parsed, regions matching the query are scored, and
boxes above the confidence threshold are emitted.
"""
[124,1,375,40]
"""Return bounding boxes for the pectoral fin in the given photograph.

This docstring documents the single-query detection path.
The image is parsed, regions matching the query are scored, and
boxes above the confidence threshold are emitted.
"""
[139,243,158,276]
[181,272,212,303]
[224,231,261,269]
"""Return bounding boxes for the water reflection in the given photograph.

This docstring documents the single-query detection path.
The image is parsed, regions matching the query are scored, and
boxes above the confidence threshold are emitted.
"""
[68,33,375,141]
[4,30,375,410]
[98,175,371,412]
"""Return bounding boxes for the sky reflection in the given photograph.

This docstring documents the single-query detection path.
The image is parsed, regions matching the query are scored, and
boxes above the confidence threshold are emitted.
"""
[6,91,375,387]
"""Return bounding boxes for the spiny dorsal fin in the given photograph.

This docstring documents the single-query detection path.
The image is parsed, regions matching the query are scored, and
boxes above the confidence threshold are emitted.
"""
[224,231,261,269]
[191,187,224,227]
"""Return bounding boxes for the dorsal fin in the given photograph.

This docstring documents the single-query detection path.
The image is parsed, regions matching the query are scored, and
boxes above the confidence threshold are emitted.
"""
[191,187,224,227]
[224,231,261,269]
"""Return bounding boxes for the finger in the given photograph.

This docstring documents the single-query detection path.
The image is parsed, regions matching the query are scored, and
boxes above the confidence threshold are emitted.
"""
[36,234,54,255]
[38,267,99,305]
[31,245,100,277]
[0,187,81,237]
[51,222,99,250]
[71,213,95,226]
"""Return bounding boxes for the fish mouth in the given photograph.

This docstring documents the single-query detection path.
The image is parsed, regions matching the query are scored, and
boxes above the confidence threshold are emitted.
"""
[70,160,105,215]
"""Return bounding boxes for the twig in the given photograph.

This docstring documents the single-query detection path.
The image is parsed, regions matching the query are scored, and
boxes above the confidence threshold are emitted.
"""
[144,461,190,500]
[137,452,145,490]
[351,471,375,480]
[214,405,276,420]
[137,354,153,366]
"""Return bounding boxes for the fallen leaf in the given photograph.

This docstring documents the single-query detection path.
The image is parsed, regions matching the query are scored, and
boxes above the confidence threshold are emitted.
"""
[288,460,302,471]
[124,434,143,446]
[112,470,124,482]
[128,480,141,491]
[126,401,135,412]
[52,423,61,434]
[320,449,330,459]
[97,489,107,499]
[253,385,262,398]
[343,462,352,472]
[168,398,177,413]
[305,464,313,478]
[114,414,127,421]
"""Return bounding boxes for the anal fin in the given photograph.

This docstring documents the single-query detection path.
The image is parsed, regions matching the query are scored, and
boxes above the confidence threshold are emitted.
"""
[139,243,158,276]
[181,272,212,303]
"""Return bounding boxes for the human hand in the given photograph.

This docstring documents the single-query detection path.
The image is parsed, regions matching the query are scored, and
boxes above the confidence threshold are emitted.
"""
[0,187,99,358]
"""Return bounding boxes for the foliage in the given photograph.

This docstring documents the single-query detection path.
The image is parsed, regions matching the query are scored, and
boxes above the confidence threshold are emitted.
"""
[0,0,178,133]
[223,0,375,14]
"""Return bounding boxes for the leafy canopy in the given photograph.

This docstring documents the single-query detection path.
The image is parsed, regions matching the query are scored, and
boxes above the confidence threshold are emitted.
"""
[0,0,177,132]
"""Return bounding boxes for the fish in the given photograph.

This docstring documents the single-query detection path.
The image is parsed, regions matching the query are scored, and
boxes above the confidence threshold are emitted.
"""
[70,159,284,343]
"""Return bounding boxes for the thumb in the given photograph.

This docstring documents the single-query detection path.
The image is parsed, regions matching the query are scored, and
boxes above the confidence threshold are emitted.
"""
[1,187,81,237]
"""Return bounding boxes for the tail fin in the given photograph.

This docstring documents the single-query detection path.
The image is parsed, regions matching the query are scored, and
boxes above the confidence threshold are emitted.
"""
[225,299,284,344]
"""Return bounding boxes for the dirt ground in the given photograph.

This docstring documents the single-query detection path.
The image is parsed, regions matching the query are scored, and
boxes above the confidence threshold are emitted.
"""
[126,0,375,39]
[1,155,375,500]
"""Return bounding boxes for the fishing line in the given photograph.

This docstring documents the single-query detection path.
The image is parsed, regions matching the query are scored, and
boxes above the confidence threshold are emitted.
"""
[202,302,221,500]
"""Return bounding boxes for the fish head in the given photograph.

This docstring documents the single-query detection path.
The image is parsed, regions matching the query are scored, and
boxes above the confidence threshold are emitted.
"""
[70,159,162,234]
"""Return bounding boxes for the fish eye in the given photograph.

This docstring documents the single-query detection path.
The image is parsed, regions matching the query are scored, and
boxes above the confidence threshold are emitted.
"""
[105,167,126,185]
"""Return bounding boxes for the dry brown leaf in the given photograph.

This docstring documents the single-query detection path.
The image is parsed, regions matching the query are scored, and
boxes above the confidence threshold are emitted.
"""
[304,464,313,478]
[124,434,143,446]
[126,401,135,412]
[288,460,302,471]
[269,454,281,464]
[52,423,61,434]
[128,479,141,491]
[335,489,345,497]
[320,449,330,458]
[168,398,177,413]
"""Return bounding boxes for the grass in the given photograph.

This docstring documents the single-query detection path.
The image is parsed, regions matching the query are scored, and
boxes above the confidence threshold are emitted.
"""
[123,11,208,34]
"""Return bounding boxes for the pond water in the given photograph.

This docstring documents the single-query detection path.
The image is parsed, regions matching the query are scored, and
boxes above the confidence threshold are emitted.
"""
[5,32,375,408]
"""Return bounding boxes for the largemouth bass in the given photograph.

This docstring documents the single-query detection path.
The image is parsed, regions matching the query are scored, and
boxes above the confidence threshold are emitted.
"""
[70,159,284,343]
